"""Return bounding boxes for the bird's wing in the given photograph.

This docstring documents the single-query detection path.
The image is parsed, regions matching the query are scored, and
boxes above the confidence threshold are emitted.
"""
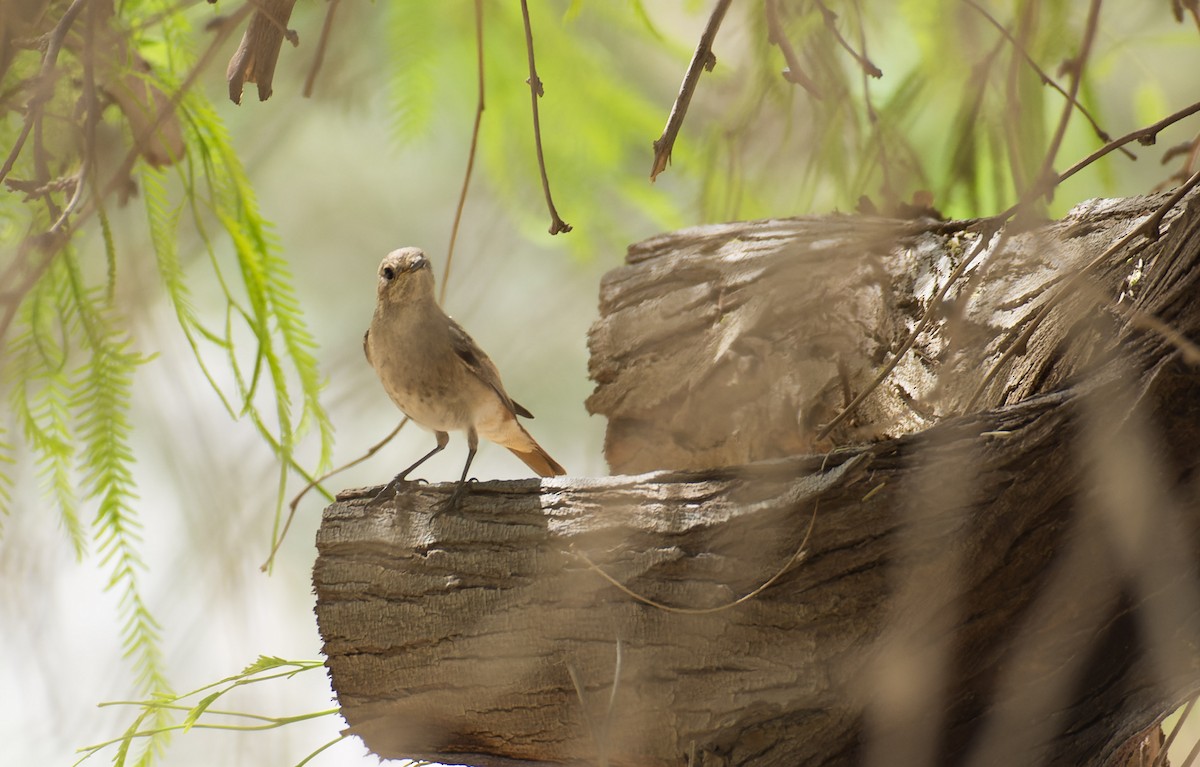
[362,328,372,366]
[448,317,535,419]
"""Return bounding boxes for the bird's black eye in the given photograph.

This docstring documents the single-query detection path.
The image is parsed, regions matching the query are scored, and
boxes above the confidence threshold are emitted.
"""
[382,266,396,281]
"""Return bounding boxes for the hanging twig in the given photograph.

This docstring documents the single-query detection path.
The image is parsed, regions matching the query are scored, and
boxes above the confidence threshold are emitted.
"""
[264,418,409,572]
[1170,0,1200,32]
[850,0,896,205]
[1030,0,1103,203]
[994,99,1200,222]
[814,0,881,78]
[518,0,571,234]
[962,0,1134,160]
[763,0,822,98]
[303,0,342,98]
[650,0,734,181]
[441,0,486,303]
[0,0,89,186]
[0,6,252,347]
[226,0,299,103]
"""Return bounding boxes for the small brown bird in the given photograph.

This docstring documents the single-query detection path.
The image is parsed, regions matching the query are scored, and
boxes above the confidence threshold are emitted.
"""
[364,247,566,507]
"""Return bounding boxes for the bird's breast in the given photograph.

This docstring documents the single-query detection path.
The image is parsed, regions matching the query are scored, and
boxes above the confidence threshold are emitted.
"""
[367,313,493,433]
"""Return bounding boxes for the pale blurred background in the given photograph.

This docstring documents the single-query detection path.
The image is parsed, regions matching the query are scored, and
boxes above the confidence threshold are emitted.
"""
[3,1,1200,765]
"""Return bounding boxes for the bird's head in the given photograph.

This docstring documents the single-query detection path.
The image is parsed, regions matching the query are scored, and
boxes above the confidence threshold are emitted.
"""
[376,247,436,305]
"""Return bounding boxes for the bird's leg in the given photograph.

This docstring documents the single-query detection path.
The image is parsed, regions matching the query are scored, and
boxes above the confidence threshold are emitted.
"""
[443,427,478,513]
[368,431,449,507]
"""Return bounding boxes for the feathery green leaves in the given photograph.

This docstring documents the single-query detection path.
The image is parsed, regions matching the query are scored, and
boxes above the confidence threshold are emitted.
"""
[75,656,337,767]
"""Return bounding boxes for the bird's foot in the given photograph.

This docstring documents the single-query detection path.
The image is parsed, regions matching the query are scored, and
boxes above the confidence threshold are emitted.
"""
[435,477,478,516]
[366,473,426,508]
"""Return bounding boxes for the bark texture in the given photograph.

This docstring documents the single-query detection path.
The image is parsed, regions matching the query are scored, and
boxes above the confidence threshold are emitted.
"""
[315,192,1200,766]
[586,196,1177,474]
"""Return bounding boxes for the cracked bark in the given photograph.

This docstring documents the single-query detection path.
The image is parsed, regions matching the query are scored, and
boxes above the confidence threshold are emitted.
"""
[315,192,1200,766]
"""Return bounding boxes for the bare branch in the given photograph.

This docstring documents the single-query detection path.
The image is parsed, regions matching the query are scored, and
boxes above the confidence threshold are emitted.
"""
[266,417,409,573]
[303,0,341,98]
[763,0,822,98]
[650,0,734,181]
[996,99,1200,221]
[226,0,299,104]
[814,0,882,78]
[441,0,486,303]
[518,0,571,234]
[1031,0,1103,203]
[962,0,1134,161]
[0,0,89,186]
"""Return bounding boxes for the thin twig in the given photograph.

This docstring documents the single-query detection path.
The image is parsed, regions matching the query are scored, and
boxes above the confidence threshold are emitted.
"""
[815,223,1004,440]
[441,0,485,304]
[994,99,1200,222]
[1118,303,1200,366]
[302,0,341,98]
[850,0,894,204]
[961,0,1134,160]
[262,418,409,572]
[572,500,820,615]
[763,0,822,98]
[650,0,734,181]
[1144,166,1200,237]
[518,0,571,234]
[0,0,89,186]
[814,0,882,78]
[1030,0,1103,203]
[0,5,252,348]
[1001,1,1034,196]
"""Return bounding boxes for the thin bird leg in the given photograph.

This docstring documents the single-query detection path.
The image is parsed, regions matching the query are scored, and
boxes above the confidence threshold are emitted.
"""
[444,427,479,512]
[368,431,450,507]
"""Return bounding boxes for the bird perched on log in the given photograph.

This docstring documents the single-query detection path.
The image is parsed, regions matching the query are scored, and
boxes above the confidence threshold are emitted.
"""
[364,247,566,508]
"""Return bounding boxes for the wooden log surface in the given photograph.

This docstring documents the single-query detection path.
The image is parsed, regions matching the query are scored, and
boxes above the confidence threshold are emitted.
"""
[316,371,1200,766]
[586,195,1185,474]
[315,192,1200,766]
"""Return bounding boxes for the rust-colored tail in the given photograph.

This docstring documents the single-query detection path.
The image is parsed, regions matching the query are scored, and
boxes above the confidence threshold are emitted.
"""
[506,431,566,477]
[491,420,566,477]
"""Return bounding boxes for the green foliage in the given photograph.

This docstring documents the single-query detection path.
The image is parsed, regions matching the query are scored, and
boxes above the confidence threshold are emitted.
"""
[75,656,338,767]
[380,1,695,259]
[147,88,335,547]
[1,3,335,763]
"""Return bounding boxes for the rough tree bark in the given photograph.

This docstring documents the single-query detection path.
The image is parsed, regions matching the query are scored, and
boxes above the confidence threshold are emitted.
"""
[314,192,1200,766]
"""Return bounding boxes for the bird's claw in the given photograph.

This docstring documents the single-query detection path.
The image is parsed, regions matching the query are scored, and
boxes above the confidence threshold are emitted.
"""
[435,477,478,516]
[366,473,429,508]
